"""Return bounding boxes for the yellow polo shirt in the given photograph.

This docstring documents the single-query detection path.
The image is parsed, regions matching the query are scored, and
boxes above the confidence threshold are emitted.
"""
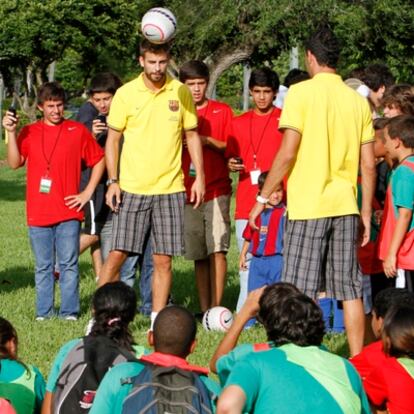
[108,74,197,195]
[279,73,374,220]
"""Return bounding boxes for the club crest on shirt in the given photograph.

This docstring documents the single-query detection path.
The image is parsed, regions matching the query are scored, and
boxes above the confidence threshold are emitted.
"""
[168,100,179,112]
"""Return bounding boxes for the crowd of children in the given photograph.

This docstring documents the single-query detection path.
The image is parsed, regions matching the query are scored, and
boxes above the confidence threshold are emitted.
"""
[2,26,414,414]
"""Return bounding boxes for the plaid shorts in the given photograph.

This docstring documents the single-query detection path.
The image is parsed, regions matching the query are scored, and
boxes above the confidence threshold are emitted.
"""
[282,214,362,301]
[112,191,186,256]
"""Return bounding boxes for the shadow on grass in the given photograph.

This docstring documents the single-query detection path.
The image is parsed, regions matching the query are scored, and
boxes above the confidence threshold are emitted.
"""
[0,178,26,202]
[0,262,96,317]
[0,266,34,291]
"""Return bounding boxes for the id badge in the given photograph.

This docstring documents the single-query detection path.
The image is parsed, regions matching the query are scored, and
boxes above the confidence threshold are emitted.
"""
[250,169,261,185]
[39,177,52,194]
[189,162,196,177]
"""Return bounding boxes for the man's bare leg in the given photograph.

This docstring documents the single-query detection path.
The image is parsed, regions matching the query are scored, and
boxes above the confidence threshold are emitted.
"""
[90,243,103,278]
[80,234,99,254]
[80,234,102,278]
[195,258,211,312]
[209,252,227,307]
[343,297,365,357]
[98,250,128,286]
[152,254,173,312]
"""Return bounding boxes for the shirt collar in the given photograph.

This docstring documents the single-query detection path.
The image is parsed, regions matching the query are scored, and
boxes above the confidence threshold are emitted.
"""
[136,73,174,93]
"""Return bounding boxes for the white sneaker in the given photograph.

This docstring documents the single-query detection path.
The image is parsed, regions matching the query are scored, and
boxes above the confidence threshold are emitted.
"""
[35,316,46,321]
[64,316,78,321]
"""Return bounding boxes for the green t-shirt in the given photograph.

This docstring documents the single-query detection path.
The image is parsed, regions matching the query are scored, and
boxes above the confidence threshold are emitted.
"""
[90,360,221,414]
[219,343,370,414]
[0,359,45,414]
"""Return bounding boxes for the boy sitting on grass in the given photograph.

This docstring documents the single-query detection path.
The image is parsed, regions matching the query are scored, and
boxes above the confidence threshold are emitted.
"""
[90,306,220,414]
[350,287,414,379]
[212,284,370,414]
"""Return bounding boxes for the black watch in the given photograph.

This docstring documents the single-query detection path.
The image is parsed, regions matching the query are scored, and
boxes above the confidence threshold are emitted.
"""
[106,178,119,186]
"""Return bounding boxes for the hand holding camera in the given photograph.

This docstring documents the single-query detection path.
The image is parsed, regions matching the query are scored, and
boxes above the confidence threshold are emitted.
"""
[228,156,245,172]
[92,114,107,136]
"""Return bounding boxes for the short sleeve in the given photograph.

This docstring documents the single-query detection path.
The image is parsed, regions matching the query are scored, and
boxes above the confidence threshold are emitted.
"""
[107,90,128,131]
[216,344,254,386]
[363,365,388,408]
[33,366,46,413]
[80,125,104,167]
[46,339,80,392]
[225,120,241,158]
[224,359,260,413]
[179,85,198,131]
[360,100,375,145]
[392,166,414,210]
[17,125,31,161]
[278,85,304,134]
[242,221,252,241]
[222,105,234,143]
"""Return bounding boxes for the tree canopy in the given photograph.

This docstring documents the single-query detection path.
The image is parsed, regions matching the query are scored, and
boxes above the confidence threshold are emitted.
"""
[1,0,413,107]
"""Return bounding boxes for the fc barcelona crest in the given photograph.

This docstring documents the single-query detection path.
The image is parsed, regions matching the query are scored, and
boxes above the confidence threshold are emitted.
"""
[168,100,179,112]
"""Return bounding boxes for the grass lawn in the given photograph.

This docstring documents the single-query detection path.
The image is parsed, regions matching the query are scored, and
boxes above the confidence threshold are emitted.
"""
[0,139,348,379]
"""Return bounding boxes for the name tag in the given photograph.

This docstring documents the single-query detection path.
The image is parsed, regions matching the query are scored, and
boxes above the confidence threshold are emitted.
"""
[250,169,261,185]
[39,177,52,194]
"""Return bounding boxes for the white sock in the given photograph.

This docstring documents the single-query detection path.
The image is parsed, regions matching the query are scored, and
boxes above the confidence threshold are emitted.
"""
[150,312,158,331]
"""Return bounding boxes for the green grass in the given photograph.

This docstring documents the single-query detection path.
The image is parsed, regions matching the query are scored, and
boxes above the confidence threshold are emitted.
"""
[0,139,348,379]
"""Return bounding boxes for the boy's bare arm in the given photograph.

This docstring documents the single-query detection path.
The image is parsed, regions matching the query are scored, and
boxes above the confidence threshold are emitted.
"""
[239,240,250,270]
[383,207,412,277]
[65,157,105,211]
[360,141,376,247]
[3,110,24,169]
[209,287,265,373]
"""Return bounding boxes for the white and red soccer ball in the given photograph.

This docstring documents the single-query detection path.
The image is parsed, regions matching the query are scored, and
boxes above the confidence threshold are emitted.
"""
[141,7,177,44]
[202,306,234,332]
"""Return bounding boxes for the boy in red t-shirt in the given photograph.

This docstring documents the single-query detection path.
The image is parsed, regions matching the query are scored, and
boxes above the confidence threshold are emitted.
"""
[350,287,414,380]
[364,305,414,414]
[226,68,283,312]
[179,61,233,315]
[2,82,104,320]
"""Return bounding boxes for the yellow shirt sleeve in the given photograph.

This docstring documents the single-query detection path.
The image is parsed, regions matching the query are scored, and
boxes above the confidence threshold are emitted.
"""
[179,84,198,131]
[361,100,375,144]
[107,89,128,132]
[278,84,305,134]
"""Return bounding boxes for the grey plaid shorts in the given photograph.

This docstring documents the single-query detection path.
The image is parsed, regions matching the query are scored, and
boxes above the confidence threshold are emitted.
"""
[112,191,186,256]
[282,214,362,301]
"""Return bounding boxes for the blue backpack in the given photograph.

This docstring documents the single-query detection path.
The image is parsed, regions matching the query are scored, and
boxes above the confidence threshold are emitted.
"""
[121,362,214,414]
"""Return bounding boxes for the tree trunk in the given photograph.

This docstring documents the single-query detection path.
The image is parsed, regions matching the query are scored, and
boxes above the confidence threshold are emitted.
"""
[206,45,254,98]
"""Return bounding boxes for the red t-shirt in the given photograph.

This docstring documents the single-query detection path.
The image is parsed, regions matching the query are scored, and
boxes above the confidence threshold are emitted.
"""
[349,340,388,381]
[225,108,283,219]
[18,119,104,226]
[182,99,233,202]
[364,356,414,414]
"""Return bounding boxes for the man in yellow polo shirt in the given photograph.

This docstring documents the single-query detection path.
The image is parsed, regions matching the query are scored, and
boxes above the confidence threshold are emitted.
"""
[99,40,205,329]
[249,27,376,357]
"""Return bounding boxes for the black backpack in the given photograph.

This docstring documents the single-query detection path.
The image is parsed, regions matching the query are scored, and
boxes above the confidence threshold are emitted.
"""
[53,335,136,414]
[121,361,215,414]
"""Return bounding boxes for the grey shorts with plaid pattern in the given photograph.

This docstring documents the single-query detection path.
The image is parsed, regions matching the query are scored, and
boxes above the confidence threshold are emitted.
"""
[282,214,362,301]
[111,191,186,256]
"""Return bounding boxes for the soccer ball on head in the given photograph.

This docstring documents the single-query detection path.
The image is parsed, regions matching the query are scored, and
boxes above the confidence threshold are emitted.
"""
[202,306,233,332]
[141,7,177,44]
